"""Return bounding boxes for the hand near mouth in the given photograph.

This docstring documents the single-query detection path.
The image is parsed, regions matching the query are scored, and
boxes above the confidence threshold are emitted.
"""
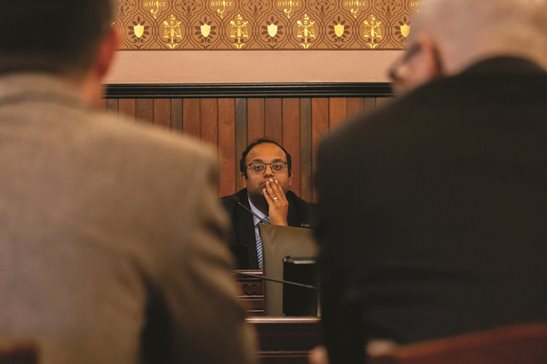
[262,178,289,226]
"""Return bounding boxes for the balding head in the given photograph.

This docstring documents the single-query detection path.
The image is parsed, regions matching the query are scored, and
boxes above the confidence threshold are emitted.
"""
[414,0,547,72]
[390,0,547,93]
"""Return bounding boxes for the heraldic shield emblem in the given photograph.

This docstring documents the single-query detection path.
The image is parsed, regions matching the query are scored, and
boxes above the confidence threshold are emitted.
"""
[267,23,278,38]
[201,23,211,38]
[133,24,145,38]
[334,23,345,37]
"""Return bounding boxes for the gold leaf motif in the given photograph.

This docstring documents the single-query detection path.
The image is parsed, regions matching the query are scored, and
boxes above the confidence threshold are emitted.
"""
[409,0,421,13]
[296,14,316,49]
[267,23,278,38]
[200,23,211,38]
[261,17,285,46]
[229,14,249,49]
[400,23,410,38]
[362,14,383,48]
[275,0,302,19]
[142,0,167,19]
[133,24,145,39]
[163,14,183,49]
[116,0,422,50]
[334,23,345,37]
[342,0,368,18]
[210,0,236,19]
[127,17,150,46]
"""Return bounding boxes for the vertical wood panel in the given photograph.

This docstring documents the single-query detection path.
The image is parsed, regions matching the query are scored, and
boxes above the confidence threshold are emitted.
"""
[106,94,386,199]
[329,97,348,130]
[153,99,171,129]
[136,99,154,123]
[364,97,377,114]
[264,98,283,142]
[247,98,265,143]
[200,99,218,147]
[235,99,248,191]
[346,97,365,119]
[219,98,236,196]
[300,98,312,202]
[118,99,136,119]
[376,96,394,109]
[282,98,300,196]
[311,98,329,202]
[171,99,183,132]
[182,99,200,137]
[106,98,119,113]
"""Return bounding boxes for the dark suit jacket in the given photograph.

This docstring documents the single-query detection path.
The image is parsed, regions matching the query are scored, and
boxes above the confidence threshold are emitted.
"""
[221,188,314,269]
[315,57,547,364]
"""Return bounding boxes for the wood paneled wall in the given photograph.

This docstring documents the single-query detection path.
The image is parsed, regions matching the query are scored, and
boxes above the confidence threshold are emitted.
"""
[104,85,393,201]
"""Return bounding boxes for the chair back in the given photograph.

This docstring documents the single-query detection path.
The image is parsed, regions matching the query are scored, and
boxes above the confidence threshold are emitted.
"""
[370,323,547,364]
[259,224,317,315]
[0,341,38,364]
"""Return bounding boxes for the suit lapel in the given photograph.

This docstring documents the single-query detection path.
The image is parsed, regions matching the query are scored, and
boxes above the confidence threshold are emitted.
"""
[234,189,259,269]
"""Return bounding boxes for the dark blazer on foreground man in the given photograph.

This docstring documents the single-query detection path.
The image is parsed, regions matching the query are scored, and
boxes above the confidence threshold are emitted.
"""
[315,57,547,363]
[221,188,313,269]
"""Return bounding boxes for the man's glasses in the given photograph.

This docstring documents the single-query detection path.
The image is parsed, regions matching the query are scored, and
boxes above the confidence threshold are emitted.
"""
[247,161,288,174]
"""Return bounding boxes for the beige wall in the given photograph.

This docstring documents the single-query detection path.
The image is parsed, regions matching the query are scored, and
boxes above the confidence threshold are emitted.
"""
[106,50,402,84]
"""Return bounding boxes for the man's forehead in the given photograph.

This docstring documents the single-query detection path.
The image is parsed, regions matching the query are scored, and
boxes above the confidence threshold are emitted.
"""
[246,143,286,161]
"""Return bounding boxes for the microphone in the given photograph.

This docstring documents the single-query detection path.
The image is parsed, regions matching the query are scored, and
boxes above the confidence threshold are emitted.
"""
[237,271,317,290]
[234,197,269,224]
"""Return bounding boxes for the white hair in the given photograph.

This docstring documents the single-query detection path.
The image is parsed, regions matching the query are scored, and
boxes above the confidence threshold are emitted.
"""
[412,0,547,71]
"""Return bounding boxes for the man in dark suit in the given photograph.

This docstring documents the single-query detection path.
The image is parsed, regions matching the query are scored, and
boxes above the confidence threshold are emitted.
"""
[314,0,547,363]
[0,1,256,363]
[221,138,313,269]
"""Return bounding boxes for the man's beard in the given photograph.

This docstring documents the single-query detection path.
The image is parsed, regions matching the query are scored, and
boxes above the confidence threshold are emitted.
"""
[247,188,269,213]
[248,189,267,204]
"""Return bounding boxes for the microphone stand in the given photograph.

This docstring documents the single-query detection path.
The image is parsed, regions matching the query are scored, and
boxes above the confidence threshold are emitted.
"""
[237,201,270,224]
[237,271,317,290]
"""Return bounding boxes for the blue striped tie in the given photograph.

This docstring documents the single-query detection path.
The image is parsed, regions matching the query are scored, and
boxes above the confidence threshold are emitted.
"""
[256,230,264,269]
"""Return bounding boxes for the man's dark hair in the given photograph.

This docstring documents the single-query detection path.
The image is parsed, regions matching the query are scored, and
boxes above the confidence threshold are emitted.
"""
[0,0,114,75]
[239,138,292,178]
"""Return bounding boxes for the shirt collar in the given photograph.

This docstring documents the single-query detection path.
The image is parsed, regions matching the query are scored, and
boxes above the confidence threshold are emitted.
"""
[248,197,270,226]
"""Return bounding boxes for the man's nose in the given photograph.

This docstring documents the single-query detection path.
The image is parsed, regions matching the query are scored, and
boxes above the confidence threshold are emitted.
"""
[264,164,274,176]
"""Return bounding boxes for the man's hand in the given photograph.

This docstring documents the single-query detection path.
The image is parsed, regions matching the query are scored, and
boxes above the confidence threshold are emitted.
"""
[263,178,289,226]
[308,346,329,364]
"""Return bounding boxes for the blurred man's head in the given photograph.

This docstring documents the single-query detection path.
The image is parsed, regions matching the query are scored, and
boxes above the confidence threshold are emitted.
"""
[0,0,119,104]
[390,0,547,94]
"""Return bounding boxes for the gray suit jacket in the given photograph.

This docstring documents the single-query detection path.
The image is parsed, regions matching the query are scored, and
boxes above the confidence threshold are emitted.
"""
[0,74,256,364]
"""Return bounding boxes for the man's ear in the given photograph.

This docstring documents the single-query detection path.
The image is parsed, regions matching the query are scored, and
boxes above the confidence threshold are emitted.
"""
[393,34,444,94]
[241,174,248,188]
[93,26,121,82]
[414,35,444,79]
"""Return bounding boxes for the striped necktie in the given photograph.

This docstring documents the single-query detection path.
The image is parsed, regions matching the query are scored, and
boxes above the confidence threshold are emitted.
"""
[256,227,264,269]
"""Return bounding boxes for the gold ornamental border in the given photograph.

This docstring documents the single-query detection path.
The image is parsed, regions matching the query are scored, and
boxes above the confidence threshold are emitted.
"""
[116,0,421,50]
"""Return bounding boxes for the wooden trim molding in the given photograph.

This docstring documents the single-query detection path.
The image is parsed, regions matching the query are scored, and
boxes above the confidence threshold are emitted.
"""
[105,82,393,98]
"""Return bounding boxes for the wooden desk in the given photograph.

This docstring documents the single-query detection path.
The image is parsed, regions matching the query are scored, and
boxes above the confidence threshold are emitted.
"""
[236,271,322,363]
[248,317,321,364]
[236,270,264,315]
